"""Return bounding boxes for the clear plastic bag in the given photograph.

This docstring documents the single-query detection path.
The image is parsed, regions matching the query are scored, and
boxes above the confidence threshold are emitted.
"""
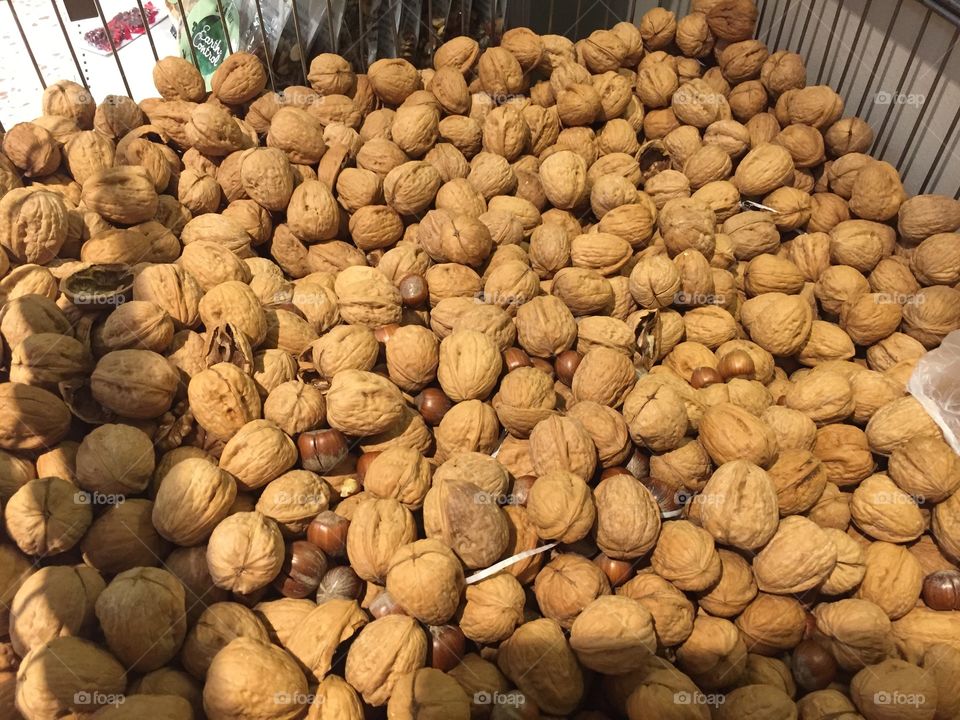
[907,330,960,454]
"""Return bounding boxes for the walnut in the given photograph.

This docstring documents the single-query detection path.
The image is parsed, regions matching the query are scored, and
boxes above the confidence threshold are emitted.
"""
[651,519,723,591]
[386,538,464,625]
[5,476,91,557]
[676,614,747,689]
[753,515,837,594]
[206,511,285,594]
[423,478,508,568]
[594,473,661,559]
[695,460,779,550]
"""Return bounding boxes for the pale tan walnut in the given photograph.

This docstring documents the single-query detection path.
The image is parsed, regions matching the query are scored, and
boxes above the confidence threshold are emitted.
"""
[815,527,865,596]
[813,424,876,488]
[2,122,62,178]
[594,473,661,559]
[305,53,356,95]
[888,436,960,505]
[384,161,443,216]
[898,193,960,245]
[848,160,905,222]
[720,40,769,84]
[538,149,588,210]
[567,595,656,678]
[4,476,90,557]
[734,142,794,196]
[347,497,417,582]
[187,362,261,439]
[203,636,308,720]
[151,457,235,546]
[901,285,960,348]
[797,320,855,367]
[455,574,525,647]
[382,325,438,394]
[344,614,427,708]
[423,479,508,568]
[435,329,501,402]
[363,446,432,510]
[180,601,269,680]
[639,7,678,48]
[80,166,159,224]
[849,473,925,546]
[616,575,692,650]
[93,300,175,355]
[851,541,922,621]
[697,549,757,618]
[73,423,154,497]
[324,369,405,437]
[676,613,748,690]
[849,658,938,720]
[515,295,577,358]
[866,395,942,456]
[696,460,779,551]
[153,56,205,101]
[491,366,557,438]
[529,414,598,482]
[778,85,844,130]
[15,636,127,718]
[533,553,610,632]
[764,448,826,515]
[650,519,722,592]
[41,78,95,129]
[782,369,854,426]
[740,292,814,356]
[808,193,851,234]
[752,515,836,594]
[384,667,471,719]
[386,539,464,625]
[569,346,635,408]
[206,511,284,594]
[475,46,524,97]
[267,107,327,166]
[239,147,294,212]
[909,231,960,286]
[628,253,681,309]
[736,593,807,656]
[622,380,690,453]
[892,607,960,665]
[90,349,179,420]
[840,292,902,346]
[698,401,779,469]
[94,567,185,673]
[256,470,331,534]
[334,265,402,327]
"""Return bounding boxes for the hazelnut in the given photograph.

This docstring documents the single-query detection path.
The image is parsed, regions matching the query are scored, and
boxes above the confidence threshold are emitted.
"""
[298,429,350,473]
[316,565,365,605]
[503,347,533,372]
[429,624,466,672]
[717,349,756,380]
[922,570,960,611]
[369,589,407,618]
[554,350,583,386]
[791,639,838,691]
[415,387,454,426]
[531,357,556,379]
[593,554,636,587]
[356,451,381,481]
[399,273,429,307]
[274,541,328,599]
[307,511,350,558]
[690,366,724,388]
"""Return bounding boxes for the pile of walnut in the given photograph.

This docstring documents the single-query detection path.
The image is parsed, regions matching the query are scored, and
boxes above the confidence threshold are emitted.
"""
[2,0,960,718]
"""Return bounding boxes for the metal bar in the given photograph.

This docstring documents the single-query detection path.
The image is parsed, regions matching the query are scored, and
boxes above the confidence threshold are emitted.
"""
[772,0,793,51]
[815,0,845,84]
[899,27,959,179]
[326,0,337,51]
[874,9,932,158]
[175,0,202,68]
[761,0,778,43]
[757,0,770,32]
[855,0,902,117]
[8,0,47,90]
[922,0,960,28]
[548,0,555,34]
[627,0,636,24]
[574,0,583,38]
[93,0,133,97]
[289,0,308,82]
[49,0,89,90]
[796,0,818,56]
[215,0,235,54]
[253,0,278,92]
[836,0,872,96]
[133,0,160,62]
[923,108,960,193]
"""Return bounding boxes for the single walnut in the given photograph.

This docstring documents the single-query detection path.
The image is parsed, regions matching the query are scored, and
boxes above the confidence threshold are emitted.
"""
[326,369,405,436]
[753,515,837,594]
[386,539,464,625]
[651,520,723,591]
[206,511,285,594]
[696,460,779,551]
[594,473,661,559]
[5,477,91,557]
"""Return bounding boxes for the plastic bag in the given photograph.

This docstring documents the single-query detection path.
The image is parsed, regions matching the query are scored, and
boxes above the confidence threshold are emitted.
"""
[907,329,960,454]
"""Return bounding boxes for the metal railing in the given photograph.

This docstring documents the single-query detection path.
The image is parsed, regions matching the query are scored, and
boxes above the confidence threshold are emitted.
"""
[1,0,959,197]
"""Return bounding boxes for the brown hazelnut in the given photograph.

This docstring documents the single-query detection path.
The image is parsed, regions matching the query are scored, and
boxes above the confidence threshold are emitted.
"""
[717,349,756,380]
[922,570,960,611]
[399,274,429,307]
[415,387,453,426]
[298,429,350,473]
[791,639,838,691]
[274,540,328,599]
[375,323,401,344]
[307,510,350,558]
[369,590,407,618]
[429,624,466,672]
[531,357,556,380]
[316,565,365,605]
[593,554,636,587]
[356,451,381,481]
[510,475,537,506]
[641,476,684,515]
[503,347,533,372]
[555,350,583,386]
[690,366,723,388]
[601,466,630,479]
